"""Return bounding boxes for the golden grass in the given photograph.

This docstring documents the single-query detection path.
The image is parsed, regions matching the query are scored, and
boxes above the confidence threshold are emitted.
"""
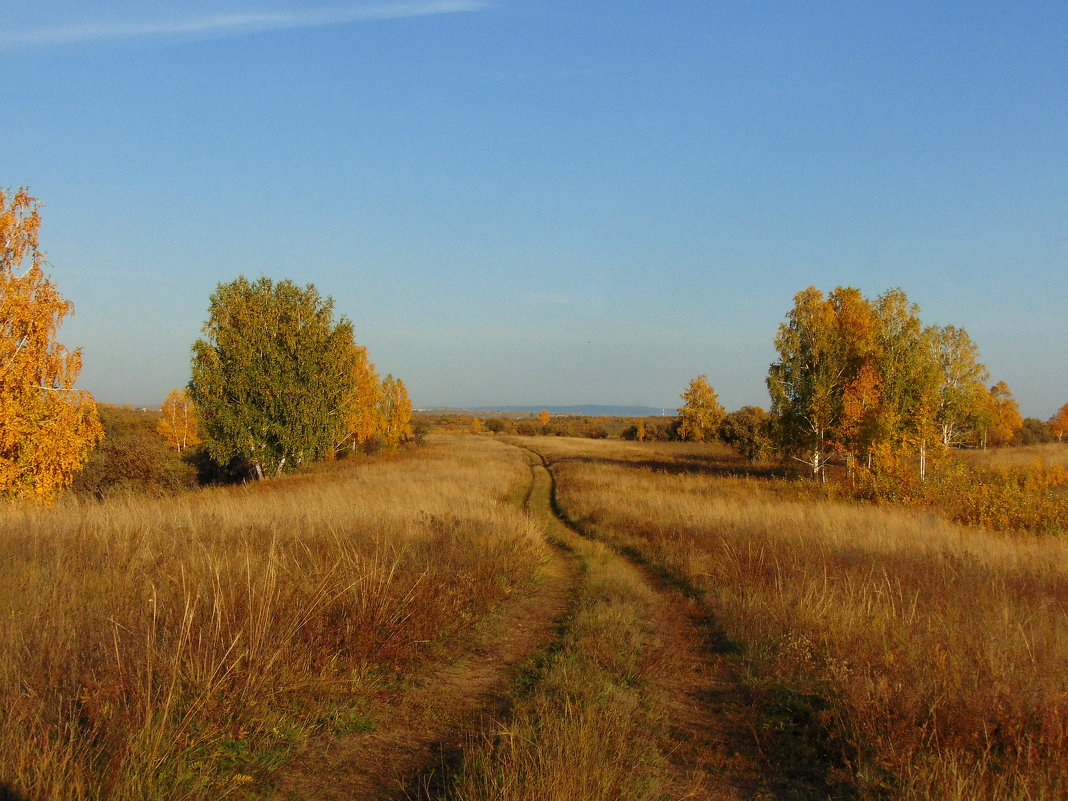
[438,459,669,801]
[530,436,1068,800]
[963,443,1068,470]
[0,436,547,800]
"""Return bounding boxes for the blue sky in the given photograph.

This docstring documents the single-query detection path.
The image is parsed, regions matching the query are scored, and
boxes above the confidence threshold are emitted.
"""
[2,1,1065,417]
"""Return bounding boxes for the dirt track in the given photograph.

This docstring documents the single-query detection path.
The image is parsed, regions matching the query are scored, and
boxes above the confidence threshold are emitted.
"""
[269,442,762,799]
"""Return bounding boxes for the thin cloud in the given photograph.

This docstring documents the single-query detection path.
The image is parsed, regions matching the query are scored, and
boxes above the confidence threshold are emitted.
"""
[0,1,490,48]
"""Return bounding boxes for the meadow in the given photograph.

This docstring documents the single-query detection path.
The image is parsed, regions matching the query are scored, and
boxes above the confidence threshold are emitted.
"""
[2,431,1066,800]
[534,436,1068,800]
[0,437,546,800]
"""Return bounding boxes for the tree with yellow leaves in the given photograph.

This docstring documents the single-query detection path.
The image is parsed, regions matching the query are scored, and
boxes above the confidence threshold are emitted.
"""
[338,342,382,453]
[0,187,101,503]
[378,375,413,448]
[158,388,201,452]
[1050,403,1068,443]
[676,375,725,442]
[982,381,1023,447]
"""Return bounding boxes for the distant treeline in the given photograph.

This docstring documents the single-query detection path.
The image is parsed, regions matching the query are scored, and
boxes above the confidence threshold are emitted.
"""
[417,412,677,441]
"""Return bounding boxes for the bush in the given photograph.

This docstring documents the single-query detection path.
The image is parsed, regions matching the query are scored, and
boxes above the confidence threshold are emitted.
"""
[720,406,773,461]
[69,406,199,499]
[1015,418,1053,445]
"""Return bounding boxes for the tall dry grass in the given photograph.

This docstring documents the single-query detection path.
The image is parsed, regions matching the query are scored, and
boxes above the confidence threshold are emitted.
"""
[534,436,1068,800]
[0,436,546,800]
[438,460,669,801]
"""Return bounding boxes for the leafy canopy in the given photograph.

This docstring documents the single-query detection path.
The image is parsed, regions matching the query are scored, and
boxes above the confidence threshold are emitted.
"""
[189,276,356,479]
[0,187,101,503]
[676,375,725,442]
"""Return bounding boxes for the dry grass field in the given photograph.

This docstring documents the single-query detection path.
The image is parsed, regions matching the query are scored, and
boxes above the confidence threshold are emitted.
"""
[532,436,1068,800]
[0,437,546,800]
[4,432,1066,800]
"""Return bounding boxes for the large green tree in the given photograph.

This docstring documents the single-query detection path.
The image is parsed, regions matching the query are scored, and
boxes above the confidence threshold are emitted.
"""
[189,276,357,479]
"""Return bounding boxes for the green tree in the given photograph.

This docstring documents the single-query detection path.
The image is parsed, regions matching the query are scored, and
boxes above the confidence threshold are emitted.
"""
[189,276,354,479]
[719,406,772,461]
[675,375,725,442]
[1016,418,1053,446]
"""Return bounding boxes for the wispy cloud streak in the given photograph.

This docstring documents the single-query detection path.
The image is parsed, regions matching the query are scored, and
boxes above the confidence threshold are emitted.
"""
[1,1,489,48]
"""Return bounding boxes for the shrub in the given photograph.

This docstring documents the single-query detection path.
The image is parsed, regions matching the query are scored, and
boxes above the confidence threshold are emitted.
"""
[69,406,198,499]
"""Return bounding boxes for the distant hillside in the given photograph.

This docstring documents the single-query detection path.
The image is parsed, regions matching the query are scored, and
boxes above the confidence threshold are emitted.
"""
[428,405,673,417]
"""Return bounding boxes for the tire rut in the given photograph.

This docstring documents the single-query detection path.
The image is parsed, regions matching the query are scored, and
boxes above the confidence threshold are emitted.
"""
[266,454,580,801]
[520,443,764,801]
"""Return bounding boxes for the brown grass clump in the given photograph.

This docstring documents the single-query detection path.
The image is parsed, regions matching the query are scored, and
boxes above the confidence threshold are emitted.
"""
[533,436,1068,800]
[0,436,546,801]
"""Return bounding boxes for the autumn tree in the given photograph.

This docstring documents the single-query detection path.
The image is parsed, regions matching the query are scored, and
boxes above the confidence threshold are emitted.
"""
[157,388,200,452]
[189,276,355,479]
[378,375,413,448]
[1049,403,1068,442]
[983,381,1023,447]
[0,187,102,503]
[337,342,382,453]
[767,287,856,478]
[675,375,725,442]
[768,285,990,480]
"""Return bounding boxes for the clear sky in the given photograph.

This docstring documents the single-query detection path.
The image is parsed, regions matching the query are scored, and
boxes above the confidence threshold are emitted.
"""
[3,1,1066,417]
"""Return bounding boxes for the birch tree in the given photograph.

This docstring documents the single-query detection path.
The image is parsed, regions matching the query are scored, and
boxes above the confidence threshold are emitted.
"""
[676,375,725,442]
[158,388,200,452]
[929,325,989,448]
[767,287,854,479]
[189,276,354,478]
[0,188,102,503]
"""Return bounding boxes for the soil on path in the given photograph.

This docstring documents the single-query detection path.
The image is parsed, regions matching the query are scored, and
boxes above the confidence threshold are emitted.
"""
[266,455,579,801]
[524,444,768,801]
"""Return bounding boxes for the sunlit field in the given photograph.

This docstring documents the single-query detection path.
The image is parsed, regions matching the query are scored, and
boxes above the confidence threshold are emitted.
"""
[531,436,1068,800]
[0,437,545,801]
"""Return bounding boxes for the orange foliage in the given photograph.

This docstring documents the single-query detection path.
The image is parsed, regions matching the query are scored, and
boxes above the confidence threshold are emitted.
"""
[986,381,1022,447]
[0,188,102,503]
[157,388,200,451]
[1048,403,1068,442]
[339,343,382,452]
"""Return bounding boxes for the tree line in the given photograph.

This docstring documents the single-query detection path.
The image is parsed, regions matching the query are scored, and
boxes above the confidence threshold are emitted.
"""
[1,188,411,503]
[676,286,1065,479]
[2,187,1065,502]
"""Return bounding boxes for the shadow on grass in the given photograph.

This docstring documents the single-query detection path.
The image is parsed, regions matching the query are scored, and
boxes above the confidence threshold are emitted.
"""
[552,453,792,481]
[738,681,868,801]
[0,784,31,801]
